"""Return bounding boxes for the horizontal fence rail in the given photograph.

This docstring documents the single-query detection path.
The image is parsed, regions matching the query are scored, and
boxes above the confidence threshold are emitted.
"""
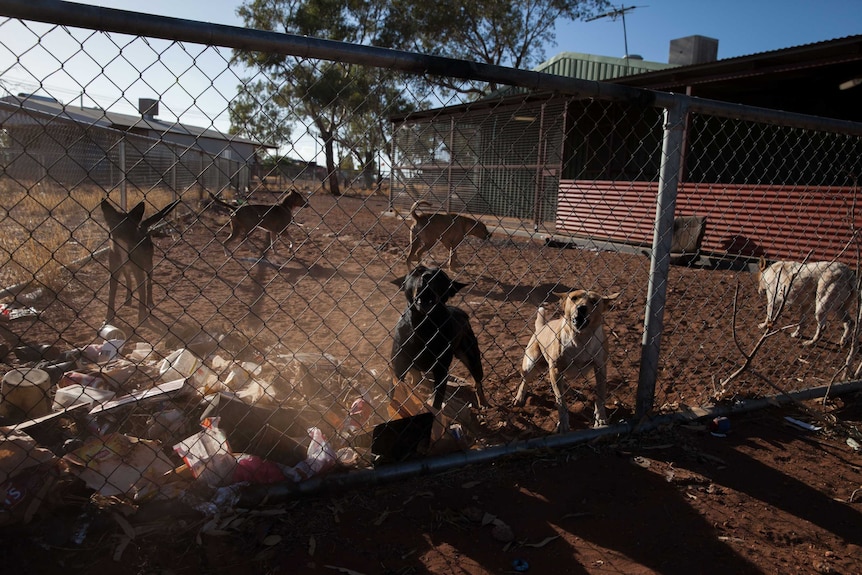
[0,0,861,527]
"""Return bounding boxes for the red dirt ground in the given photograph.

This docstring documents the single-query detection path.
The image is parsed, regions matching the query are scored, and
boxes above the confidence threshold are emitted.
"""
[2,191,862,573]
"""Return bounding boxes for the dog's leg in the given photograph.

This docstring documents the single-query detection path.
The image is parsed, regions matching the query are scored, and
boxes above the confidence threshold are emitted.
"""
[265,229,279,258]
[592,364,609,427]
[793,302,812,340]
[405,232,423,271]
[548,365,570,433]
[106,270,119,324]
[430,364,450,410]
[514,338,541,405]
[122,267,134,306]
[839,314,854,347]
[447,247,459,270]
[135,268,149,324]
[224,219,245,257]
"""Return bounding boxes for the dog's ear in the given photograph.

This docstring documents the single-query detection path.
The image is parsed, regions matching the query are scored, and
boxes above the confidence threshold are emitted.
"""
[390,276,407,290]
[142,200,180,231]
[448,280,468,298]
[100,199,144,229]
[100,199,122,229]
[758,255,768,272]
[125,201,146,225]
[604,292,621,302]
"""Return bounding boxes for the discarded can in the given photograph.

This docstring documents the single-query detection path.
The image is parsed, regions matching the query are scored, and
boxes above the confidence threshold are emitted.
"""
[98,324,126,342]
[710,416,731,436]
[0,367,51,422]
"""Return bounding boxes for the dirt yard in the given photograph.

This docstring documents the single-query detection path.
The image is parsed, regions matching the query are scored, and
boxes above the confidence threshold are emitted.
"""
[2,190,862,573]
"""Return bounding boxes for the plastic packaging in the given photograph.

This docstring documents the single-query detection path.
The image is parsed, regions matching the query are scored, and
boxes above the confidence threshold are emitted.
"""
[81,339,125,364]
[282,427,337,482]
[173,417,237,488]
[159,348,217,389]
[340,390,373,436]
[57,371,104,389]
[126,342,154,362]
[52,384,115,410]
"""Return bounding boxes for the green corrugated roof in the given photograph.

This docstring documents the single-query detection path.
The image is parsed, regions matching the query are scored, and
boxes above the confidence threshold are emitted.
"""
[535,52,677,81]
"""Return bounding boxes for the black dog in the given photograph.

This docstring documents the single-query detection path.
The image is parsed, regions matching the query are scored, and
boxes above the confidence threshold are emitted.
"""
[390,265,486,411]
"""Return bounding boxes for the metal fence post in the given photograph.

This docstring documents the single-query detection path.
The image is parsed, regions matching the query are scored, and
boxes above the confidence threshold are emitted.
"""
[119,138,127,210]
[635,98,689,420]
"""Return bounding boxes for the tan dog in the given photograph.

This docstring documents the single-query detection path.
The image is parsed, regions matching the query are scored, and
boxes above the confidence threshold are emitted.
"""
[100,199,179,325]
[514,290,620,431]
[405,200,491,270]
[209,190,307,257]
[756,256,855,346]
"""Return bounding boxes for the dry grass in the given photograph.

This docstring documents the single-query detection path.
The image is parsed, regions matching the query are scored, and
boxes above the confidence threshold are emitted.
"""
[0,180,197,294]
[0,176,384,295]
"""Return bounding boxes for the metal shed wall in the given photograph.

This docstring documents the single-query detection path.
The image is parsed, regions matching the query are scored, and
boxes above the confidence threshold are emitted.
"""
[557,180,858,263]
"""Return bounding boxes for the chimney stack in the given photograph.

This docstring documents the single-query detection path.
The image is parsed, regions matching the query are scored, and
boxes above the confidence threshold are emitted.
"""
[138,98,159,120]
[669,35,719,66]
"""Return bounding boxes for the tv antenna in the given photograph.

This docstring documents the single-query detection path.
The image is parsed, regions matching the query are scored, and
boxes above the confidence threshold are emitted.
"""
[585,5,647,64]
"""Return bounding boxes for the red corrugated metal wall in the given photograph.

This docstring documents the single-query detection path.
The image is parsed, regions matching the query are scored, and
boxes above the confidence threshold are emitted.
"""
[557,180,859,263]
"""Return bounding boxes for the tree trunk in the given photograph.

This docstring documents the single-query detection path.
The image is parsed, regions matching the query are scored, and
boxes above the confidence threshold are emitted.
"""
[361,150,376,190]
[322,130,341,196]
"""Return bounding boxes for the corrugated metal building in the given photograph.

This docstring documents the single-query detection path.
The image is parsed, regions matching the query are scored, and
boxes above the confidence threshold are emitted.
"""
[391,35,862,265]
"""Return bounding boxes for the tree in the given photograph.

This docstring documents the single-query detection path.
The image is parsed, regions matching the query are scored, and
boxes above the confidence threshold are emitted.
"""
[233,0,408,196]
[389,0,611,95]
[230,0,609,193]
[229,79,293,145]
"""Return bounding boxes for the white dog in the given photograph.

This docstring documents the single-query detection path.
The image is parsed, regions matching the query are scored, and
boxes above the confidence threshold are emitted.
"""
[756,257,856,347]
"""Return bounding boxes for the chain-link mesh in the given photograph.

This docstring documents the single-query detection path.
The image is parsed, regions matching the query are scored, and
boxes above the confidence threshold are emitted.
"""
[1,8,861,521]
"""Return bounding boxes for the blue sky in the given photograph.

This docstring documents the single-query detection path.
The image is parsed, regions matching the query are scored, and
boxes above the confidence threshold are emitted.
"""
[63,0,862,63]
[553,1,862,63]
[3,1,860,161]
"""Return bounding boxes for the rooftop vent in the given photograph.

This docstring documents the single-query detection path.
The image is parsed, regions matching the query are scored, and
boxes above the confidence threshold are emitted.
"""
[668,35,719,66]
[139,98,159,120]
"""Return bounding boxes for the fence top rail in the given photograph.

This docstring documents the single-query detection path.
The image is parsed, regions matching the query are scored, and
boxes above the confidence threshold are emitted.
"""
[2,0,862,137]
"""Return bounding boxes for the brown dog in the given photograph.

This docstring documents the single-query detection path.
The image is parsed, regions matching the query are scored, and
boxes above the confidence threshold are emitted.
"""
[514,290,620,431]
[405,201,491,270]
[100,199,179,325]
[209,190,307,257]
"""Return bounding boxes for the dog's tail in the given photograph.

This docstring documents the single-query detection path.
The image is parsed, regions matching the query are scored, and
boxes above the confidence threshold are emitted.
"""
[409,200,433,222]
[535,306,553,331]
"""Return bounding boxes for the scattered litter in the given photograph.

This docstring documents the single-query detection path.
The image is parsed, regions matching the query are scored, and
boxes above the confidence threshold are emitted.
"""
[173,418,238,488]
[631,455,651,468]
[64,433,176,499]
[709,416,731,437]
[784,416,822,432]
[512,558,530,572]
[847,437,861,452]
[0,303,39,321]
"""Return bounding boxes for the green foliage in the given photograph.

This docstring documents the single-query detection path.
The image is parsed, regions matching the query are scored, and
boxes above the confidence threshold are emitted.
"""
[230,0,609,192]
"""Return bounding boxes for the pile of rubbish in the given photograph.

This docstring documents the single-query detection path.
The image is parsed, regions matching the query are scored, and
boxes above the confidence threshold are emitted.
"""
[0,311,482,533]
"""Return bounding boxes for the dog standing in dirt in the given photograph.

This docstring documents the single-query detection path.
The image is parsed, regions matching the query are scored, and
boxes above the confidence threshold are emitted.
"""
[209,190,307,258]
[514,289,620,431]
[756,256,856,347]
[404,200,491,271]
[100,198,179,325]
[390,265,487,411]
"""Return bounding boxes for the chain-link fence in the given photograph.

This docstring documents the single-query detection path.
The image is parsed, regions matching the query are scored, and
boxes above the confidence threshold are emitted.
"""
[1,1,862,522]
